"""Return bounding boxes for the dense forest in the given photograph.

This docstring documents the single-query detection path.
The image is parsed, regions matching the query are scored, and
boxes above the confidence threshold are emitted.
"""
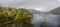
[0,7,33,27]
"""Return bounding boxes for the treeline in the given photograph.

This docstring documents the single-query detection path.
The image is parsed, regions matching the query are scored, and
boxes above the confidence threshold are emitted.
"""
[0,7,33,27]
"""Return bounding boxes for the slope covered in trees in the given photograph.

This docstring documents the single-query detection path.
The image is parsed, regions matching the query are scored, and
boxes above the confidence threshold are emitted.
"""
[0,6,33,27]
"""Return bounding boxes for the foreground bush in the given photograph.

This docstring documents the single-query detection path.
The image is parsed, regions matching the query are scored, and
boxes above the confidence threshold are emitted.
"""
[0,7,33,27]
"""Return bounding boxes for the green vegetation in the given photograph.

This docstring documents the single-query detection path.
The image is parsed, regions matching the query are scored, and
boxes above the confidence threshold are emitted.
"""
[0,7,33,27]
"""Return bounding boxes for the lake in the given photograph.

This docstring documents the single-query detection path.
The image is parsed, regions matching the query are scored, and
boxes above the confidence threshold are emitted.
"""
[32,14,60,27]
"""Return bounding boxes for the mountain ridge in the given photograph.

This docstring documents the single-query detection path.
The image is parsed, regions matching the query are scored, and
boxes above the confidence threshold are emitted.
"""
[26,9,42,14]
[49,7,60,15]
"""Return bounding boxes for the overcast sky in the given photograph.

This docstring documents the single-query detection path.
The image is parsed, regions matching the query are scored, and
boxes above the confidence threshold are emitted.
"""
[0,0,60,12]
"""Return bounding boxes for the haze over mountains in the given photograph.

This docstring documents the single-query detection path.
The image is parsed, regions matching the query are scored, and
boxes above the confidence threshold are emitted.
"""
[26,9,42,14]
[26,7,60,14]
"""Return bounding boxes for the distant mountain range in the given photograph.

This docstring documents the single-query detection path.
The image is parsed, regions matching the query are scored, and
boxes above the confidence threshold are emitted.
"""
[26,7,60,14]
[26,9,42,14]
[49,7,60,15]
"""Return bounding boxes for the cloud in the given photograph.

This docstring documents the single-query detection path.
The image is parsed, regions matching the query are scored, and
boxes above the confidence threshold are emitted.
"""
[0,0,60,12]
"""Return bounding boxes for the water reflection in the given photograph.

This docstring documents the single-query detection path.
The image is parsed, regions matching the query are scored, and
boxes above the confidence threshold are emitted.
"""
[32,14,60,27]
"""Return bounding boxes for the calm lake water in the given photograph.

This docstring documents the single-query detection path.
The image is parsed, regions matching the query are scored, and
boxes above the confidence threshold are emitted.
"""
[32,14,60,27]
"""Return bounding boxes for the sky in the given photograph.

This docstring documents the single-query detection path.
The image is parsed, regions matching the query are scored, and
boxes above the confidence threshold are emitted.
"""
[0,0,60,12]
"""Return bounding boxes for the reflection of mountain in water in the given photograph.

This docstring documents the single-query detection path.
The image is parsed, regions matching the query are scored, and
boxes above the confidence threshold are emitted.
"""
[49,7,60,27]
[27,9,59,27]
[32,14,59,27]
[16,9,60,27]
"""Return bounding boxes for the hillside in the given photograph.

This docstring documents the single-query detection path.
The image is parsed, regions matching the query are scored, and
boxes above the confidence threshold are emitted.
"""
[49,7,60,15]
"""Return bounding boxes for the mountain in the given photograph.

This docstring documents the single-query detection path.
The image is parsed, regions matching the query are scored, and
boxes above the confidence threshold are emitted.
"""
[26,9,42,14]
[49,7,60,15]
[42,12,50,14]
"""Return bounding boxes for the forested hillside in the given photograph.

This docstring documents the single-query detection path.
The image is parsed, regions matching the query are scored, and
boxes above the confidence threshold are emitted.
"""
[0,6,33,27]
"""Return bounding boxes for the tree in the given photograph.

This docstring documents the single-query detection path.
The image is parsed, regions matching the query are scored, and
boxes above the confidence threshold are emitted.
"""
[0,7,33,27]
[14,8,33,27]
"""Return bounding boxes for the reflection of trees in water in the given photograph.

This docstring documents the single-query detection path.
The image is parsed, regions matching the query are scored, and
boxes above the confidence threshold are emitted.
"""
[58,19,60,27]
[40,15,47,27]
[40,22,47,27]
[58,23,60,27]
[57,16,60,27]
